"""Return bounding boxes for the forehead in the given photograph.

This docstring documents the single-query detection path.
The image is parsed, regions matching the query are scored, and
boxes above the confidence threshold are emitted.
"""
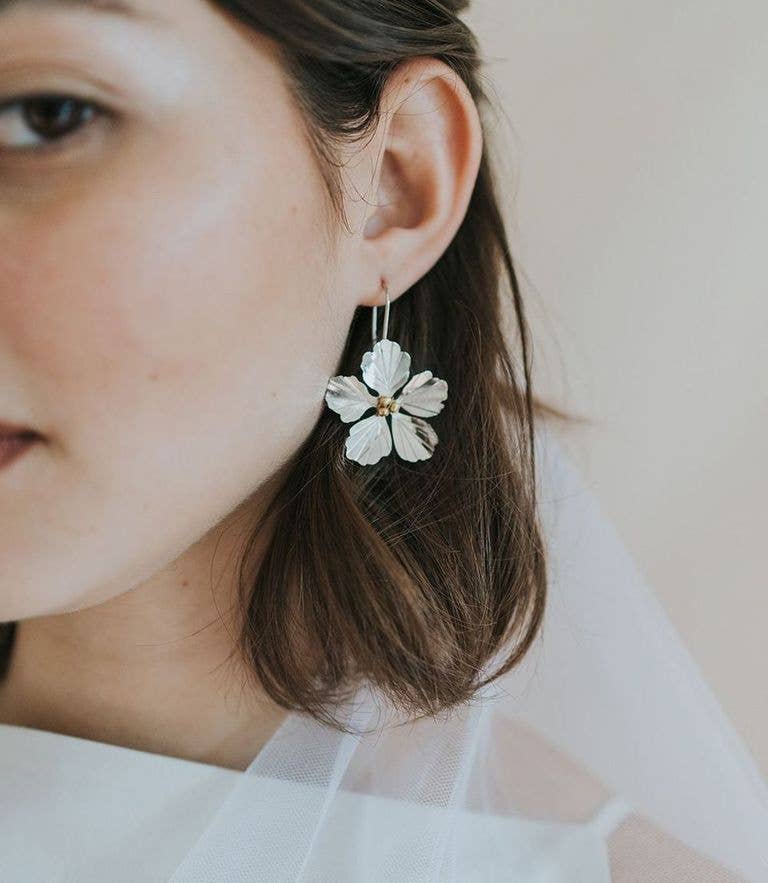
[1,0,132,12]
[0,0,168,23]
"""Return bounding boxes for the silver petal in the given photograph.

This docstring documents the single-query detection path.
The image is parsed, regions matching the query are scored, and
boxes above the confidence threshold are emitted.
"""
[360,339,411,397]
[390,412,438,462]
[345,414,393,465]
[325,375,378,423]
[395,371,448,418]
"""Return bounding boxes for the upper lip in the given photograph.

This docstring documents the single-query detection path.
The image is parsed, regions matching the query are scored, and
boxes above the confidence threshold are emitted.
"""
[0,420,38,438]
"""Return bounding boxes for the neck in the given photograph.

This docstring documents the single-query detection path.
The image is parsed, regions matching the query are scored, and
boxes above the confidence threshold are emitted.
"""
[0,504,289,772]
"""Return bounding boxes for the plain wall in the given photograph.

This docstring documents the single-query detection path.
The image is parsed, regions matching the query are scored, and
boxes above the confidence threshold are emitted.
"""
[465,1,767,773]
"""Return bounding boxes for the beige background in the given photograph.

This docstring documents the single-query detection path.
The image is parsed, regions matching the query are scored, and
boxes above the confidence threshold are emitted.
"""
[466,1,767,773]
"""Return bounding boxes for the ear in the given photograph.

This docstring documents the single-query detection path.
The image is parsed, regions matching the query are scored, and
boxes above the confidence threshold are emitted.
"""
[353,57,483,307]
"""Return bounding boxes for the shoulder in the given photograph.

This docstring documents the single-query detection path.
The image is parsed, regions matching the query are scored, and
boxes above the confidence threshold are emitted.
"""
[487,715,745,882]
[607,813,746,881]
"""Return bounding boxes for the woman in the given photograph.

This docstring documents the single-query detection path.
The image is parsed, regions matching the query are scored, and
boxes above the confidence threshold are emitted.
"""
[0,0,765,879]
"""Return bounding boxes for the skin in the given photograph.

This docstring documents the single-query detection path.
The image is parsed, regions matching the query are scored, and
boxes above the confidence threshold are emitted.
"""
[0,0,482,770]
[0,10,749,881]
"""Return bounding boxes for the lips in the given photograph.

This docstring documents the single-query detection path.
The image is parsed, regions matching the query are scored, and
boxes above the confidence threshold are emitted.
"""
[0,423,41,469]
[0,419,36,435]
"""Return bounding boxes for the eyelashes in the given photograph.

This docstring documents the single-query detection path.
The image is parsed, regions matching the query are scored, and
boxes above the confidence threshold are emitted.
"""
[0,92,110,155]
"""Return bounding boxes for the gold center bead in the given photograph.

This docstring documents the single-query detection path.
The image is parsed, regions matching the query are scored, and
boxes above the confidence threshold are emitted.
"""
[376,396,399,416]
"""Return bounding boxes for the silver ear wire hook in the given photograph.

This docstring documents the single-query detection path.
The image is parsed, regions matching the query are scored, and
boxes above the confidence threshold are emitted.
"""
[371,281,390,346]
[325,276,447,464]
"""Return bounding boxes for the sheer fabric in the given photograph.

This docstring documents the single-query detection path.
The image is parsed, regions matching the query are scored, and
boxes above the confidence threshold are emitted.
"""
[1,426,766,881]
[168,426,768,881]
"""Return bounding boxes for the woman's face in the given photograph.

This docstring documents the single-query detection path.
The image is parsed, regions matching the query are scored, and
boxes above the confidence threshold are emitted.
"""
[0,0,363,620]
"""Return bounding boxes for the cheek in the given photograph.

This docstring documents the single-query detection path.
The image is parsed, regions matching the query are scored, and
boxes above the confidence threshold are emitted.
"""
[0,107,337,617]
[5,115,332,444]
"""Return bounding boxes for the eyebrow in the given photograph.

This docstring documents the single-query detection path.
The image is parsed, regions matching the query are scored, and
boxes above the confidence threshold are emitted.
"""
[0,0,162,23]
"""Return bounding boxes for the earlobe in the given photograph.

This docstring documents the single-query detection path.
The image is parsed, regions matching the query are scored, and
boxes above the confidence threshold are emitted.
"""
[359,59,483,305]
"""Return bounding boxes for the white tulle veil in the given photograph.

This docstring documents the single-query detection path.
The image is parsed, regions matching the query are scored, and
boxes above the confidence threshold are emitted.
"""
[166,426,768,881]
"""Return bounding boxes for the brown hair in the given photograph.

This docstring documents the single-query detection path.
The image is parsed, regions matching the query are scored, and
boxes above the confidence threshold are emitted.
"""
[215,0,551,730]
[0,0,558,729]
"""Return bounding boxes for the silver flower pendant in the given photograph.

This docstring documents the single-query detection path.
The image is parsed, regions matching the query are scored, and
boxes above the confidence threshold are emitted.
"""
[325,338,448,466]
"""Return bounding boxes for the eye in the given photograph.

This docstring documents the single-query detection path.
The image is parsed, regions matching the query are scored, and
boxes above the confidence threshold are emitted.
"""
[0,92,107,153]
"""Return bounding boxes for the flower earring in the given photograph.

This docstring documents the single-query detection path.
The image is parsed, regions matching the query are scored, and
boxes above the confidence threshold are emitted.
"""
[324,282,448,466]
